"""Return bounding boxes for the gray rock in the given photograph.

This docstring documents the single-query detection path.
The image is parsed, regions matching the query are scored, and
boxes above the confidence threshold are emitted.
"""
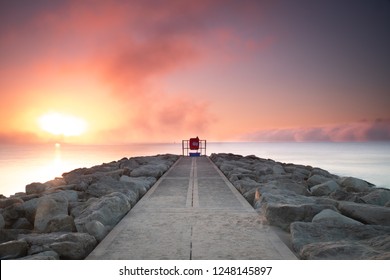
[339,177,373,193]
[264,203,336,231]
[19,250,59,260]
[85,220,108,242]
[0,240,28,259]
[361,189,390,206]
[309,168,333,178]
[69,198,99,218]
[243,188,257,205]
[42,190,79,202]
[0,214,4,229]
[119,176,156,196]
[85,177,140,207]
[43,178,67,188]
[272,164,285,175]
[338,201,390,226]
[26,182,47,195]
[329,189,365,203]
[12,217,33,230]
[34,195,68,232]
[233,178,261,194]
[0,197,24,209]
[45,214,76,232]
[74,192,131,233]
[130,163,168,178]
[290,222,390,259]
[19,197,40,224]
[310,180,340,196]
[19,232,97,260]
[312,209,363,226]
[253,164,273,177]
[307,174,331,187]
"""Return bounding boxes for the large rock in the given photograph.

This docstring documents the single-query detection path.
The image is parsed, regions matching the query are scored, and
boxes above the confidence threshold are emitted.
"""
[25,182,47,195]
[19,232,97,259]
[12,217,33,230]
[0,214,5,229]
[361,188,390,206]
[233,178,261,194]
[338,177,373,193]
[290,222,390,259]
[34,195,69,232]
[337,201,390,226]
[310,180,340,196]
[84,220,108,242]
[130,163,169,178]
[0,197,24,209]
[307,174,331,187]
[45,214,76,232]
[264,203,336,231]
[19,250,59,260]
[0,240,28,259]
[18,197,40,224]
[74,192,131,233]
[312,209,363,226]
[119,176,156,197]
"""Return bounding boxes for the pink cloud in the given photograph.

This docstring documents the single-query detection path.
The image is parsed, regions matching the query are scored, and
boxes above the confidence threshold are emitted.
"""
[244,119,390,142]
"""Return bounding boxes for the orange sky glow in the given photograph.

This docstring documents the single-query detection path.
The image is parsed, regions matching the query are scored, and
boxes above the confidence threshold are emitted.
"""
[1,0,390,144]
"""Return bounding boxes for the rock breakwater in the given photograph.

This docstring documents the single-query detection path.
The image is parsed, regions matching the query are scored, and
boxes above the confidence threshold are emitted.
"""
[210,153,390,260]
[0,154,179,260]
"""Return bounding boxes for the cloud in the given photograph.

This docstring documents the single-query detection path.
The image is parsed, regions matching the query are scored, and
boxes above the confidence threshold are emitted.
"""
[244,119,390,142]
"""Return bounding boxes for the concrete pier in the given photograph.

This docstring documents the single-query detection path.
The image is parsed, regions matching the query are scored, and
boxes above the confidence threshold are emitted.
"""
[86,156,297,259]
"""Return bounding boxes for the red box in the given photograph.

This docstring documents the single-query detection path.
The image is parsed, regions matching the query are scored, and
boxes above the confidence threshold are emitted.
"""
[189,137,199,150]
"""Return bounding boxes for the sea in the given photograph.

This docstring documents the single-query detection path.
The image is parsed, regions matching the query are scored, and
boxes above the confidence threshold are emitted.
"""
[0,142,389,197]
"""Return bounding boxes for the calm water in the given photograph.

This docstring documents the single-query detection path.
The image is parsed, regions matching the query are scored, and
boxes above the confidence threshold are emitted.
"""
[0,142,389,197]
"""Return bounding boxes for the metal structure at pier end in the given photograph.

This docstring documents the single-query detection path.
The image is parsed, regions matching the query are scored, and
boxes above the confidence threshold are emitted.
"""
[182,137,206,156]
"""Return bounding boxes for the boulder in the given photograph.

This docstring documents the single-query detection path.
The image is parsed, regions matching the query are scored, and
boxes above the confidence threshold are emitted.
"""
[12,218,33,230]
[45,214,76,232]
[26,182,47,195]
[19,197,40,224]
[243,188,257,205]
[272,164,285,175]
[361,189,390,206]
[307,174,331,187]
[19,250,59,260]
[43,178,67,188]
[48,234,96,259]
[0,240,28,259]
[329,189,365,203]
[74,192,131,233]
[130,163,168,178]
[119,176,156,196]
[310,180,340,196]
[119,158,140,170]
[85,220,108,242]
[1,204,21,228]
[337,201,390,226]
[264,203,336,231]
[0,214,4,229]
[0,197,24,209]
[233,178,261,194]
[339,177,373,193]
[69,198,99,218]
[19,232,97,260]
[34,195,68,232]
[312,209,363,226]
[290,222,390,259]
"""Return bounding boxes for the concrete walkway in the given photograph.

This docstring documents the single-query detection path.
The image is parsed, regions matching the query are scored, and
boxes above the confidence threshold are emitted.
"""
[86,156,297,260]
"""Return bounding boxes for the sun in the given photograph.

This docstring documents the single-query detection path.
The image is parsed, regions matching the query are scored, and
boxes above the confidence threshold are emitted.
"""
[38,112,88,137]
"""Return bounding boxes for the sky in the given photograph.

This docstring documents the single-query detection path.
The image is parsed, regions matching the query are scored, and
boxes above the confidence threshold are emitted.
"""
[1,0,390,144]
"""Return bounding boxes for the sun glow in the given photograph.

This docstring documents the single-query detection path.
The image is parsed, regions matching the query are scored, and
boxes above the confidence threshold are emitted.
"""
[38,112,88,136]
